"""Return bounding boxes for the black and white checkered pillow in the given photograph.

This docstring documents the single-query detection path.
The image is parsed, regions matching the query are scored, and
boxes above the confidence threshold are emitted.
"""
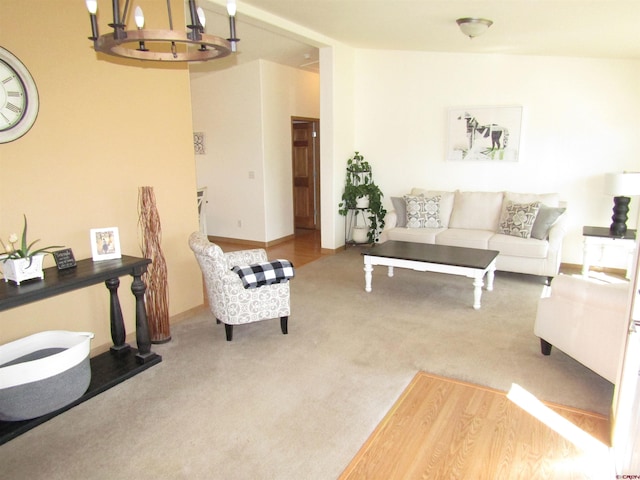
[231,260,295,289]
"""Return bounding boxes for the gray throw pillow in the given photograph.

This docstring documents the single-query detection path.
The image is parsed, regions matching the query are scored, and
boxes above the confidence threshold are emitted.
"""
[531,205,566,240]
[391,197,407,227]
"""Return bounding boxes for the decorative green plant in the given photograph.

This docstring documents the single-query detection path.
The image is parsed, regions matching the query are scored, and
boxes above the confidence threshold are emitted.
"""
[1,215,62,266]
[338,151,387,243]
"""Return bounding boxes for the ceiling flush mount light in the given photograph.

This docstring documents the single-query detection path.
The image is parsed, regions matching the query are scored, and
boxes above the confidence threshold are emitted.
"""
[456,17,493,39]
[86,0,240,62]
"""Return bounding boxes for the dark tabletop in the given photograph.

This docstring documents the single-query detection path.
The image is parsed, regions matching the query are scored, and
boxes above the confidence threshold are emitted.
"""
[583,226,636,241]
[363,241,499,270]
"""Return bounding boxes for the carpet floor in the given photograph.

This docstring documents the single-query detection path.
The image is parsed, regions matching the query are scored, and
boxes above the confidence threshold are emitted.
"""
[0,247,614,479]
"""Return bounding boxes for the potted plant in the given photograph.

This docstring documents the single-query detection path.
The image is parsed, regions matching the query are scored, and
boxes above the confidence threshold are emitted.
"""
[1,215,62,285]
[338,151,387,244]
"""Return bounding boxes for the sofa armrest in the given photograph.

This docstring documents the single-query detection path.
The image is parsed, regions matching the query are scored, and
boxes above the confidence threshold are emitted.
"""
[534,274,629,382]
[547,210,568,252]
[548,275,629,309]
[378,210,398,243]
[383,210,398,229]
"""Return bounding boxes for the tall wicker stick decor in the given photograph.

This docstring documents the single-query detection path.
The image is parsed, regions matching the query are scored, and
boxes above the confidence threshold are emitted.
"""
[138,186,171,343]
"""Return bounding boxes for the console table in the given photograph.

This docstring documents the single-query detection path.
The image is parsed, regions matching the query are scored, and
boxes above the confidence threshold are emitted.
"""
[582,226,636,279]
[0,255,162,444]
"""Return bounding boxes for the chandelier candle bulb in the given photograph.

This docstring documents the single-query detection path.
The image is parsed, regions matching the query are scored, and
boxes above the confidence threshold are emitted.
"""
[134,6,144,28]
[86,0,98,39]
[134,6,148,51]
[197,7,206,28]
[227,0,237,16]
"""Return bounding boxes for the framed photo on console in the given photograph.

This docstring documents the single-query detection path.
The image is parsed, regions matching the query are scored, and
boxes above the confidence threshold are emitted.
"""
[90,227,122,261]
[447,105,522,162]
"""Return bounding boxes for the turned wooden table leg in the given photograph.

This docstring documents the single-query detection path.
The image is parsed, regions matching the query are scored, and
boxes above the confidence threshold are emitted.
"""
[105,277,130,354]
[130,265,155,364]
[364,260,373,293]
[472,275,484,310]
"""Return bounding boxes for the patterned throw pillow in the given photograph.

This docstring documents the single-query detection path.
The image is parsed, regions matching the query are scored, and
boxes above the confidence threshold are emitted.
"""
[404,194,442,228]
[498,201,541,238]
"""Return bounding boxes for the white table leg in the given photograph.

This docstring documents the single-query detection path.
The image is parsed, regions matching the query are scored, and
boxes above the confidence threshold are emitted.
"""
[472,275,484,310]
[486,264,495,292]
[387,266,394,277]
[364,260,373,293]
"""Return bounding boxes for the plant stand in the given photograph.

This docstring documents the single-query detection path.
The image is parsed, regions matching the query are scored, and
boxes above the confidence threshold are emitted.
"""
[345,209,371,246]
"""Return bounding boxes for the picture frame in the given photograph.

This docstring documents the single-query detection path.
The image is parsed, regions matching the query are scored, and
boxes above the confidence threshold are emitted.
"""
[90,227,122,261]
[447,105,523,162]
[193,131,206,155]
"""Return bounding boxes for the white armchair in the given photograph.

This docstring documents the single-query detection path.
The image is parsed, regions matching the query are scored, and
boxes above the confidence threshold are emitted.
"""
[188,232,291,341]
[534,274,630,383]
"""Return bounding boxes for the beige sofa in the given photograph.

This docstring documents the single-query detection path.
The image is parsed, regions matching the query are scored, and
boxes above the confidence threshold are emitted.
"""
[379,188,568,279]
[534,275,629,382]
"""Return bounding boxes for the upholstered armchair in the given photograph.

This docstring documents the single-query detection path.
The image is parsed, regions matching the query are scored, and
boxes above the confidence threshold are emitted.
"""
[534,274,630,383]
[188,232,292,341]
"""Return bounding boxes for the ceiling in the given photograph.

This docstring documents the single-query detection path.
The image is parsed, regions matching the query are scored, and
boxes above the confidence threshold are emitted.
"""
[192,0,640,75]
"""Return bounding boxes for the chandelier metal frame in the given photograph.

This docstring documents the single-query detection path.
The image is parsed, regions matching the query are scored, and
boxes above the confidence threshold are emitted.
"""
[86,0,239,62]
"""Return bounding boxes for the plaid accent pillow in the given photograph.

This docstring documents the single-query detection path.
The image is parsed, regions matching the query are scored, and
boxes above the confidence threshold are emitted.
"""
[231,260,295,289]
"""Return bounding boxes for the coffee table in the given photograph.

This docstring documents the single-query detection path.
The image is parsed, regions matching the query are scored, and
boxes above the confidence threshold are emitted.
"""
[362,241,499,309]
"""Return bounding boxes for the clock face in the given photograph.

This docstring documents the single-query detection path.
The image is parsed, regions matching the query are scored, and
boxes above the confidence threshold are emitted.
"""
[0,47,39,143]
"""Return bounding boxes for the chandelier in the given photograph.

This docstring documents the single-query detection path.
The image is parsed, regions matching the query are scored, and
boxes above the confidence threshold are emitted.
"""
[86,0,240,62]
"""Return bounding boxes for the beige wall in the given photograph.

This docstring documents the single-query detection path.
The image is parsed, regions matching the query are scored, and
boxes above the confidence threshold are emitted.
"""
[0,1,203,350]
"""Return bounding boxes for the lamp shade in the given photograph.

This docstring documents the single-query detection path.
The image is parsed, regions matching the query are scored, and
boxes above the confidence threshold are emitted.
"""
[604,172,640,196]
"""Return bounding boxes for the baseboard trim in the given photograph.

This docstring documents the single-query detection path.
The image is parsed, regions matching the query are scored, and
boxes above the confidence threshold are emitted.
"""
[207,234,296,248]
[91,305,209,357]
[560,262,627,277]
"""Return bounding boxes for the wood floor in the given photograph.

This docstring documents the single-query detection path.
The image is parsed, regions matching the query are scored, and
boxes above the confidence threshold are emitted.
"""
[210,228,329,267]
[339,372,612,480]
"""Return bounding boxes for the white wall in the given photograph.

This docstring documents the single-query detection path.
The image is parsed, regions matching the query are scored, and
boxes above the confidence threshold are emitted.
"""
[191,60,319,243]
[353,50,640,265]
[320,43,357,249]
[260,61,321,240]
[191,61,265,241]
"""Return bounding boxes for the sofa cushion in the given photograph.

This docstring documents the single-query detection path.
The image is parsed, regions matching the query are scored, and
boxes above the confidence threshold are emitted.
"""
[498,201,541,238]
[531,205,566,240]
[387,227,444,244]
[404,194,442,228]
[411,189,455,227]
[390,197,408,227]
[505,191,560,207]
[489,233,549,259]
[448,191,504,231]
[435,228,494,249]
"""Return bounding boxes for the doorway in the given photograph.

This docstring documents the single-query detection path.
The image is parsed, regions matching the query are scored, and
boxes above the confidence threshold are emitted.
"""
[291,117,320,231]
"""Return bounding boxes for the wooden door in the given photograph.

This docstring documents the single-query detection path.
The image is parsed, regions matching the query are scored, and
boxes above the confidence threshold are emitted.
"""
[292,119,320,230]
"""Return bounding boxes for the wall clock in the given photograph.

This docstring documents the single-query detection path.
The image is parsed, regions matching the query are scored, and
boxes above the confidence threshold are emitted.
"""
[0,47,39,143]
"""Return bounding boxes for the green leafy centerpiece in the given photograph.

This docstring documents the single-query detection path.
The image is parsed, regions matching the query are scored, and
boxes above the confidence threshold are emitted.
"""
[1,215,62,285]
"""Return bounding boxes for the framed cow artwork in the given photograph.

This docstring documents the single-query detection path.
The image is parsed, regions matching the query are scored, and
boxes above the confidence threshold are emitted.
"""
[447,106,523,162]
